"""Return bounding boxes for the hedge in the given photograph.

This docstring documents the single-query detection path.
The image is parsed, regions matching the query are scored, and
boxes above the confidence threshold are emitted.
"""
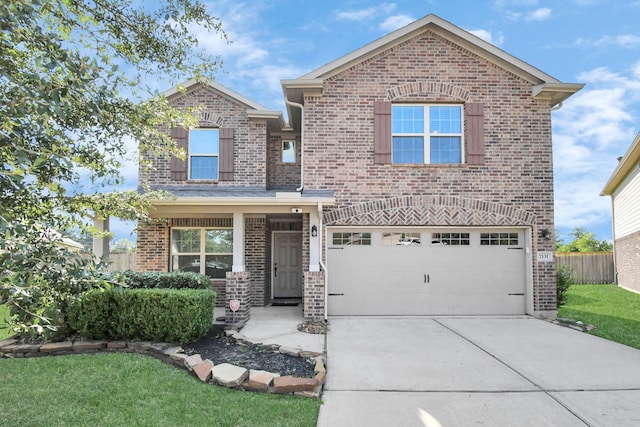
[121,271,212,290]
[68,288,217,344]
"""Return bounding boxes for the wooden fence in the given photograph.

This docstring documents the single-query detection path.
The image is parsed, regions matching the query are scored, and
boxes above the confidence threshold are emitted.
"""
[555,252,615,284]
[107,252,136,272]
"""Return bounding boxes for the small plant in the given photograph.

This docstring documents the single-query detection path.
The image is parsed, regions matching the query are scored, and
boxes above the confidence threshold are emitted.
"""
[556,265,575,308]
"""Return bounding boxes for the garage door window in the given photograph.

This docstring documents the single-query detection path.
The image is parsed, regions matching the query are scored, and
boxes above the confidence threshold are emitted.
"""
[480,232,519,246]
[432,232,470,245]
[332,232,371,246]
[382,232,421,246]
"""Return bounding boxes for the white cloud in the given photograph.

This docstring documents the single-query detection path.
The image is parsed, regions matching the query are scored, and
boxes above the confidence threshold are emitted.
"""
[467,29,505,46]
[552,64,640,234]
[576,34,640,48]
[379,15,415,32]
[335,3,397,22]
[525,7,551,21]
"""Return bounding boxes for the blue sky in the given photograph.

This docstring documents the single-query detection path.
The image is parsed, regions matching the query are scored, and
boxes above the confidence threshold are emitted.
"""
[110,0,640,245]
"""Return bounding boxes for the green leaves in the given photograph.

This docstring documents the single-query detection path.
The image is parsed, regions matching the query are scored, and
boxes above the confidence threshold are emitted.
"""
[1,0,225,337]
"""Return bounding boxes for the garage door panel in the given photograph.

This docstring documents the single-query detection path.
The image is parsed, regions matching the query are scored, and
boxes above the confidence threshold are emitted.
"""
[328,228,526,316]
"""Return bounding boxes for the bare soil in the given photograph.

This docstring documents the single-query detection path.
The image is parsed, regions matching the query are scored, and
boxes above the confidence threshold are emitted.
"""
[184,326,316,378]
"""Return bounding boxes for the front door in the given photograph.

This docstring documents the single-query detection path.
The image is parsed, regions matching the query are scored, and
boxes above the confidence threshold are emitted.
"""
[273,232,303,298]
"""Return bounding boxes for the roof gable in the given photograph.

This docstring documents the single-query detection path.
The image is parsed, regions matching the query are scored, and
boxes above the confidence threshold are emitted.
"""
[602,132,640,196]
[283,14,583,112]
[300,14,556,84]
[164,78,284,131]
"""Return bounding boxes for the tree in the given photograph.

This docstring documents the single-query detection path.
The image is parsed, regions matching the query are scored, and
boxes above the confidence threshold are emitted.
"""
[111,238,136,253]
[556,228,613,253]
[0,0,226,337]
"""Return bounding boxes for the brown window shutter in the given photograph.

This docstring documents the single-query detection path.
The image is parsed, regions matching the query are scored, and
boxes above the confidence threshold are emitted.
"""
[465,103,485,165]
[374,101,392,164]
[170,126,188,181]
[219,128,234,181]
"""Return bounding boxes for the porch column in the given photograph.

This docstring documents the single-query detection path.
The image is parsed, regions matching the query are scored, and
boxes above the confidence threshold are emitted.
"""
[232,211,245,272]
[92,217,110,262]
[309,209,320,272]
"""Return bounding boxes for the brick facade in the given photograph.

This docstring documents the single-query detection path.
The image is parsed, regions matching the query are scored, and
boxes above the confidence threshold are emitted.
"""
[246,216,267,306]
[302,30,557,312]
[225,272,251,326]
[139,85,270,188]
[135,17,577,318]
[616,230,640,293]
[303,272,325,320]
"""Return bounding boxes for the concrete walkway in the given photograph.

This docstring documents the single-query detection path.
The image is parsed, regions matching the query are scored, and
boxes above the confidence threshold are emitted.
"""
[226,305,325,355]
[318,316,640,427]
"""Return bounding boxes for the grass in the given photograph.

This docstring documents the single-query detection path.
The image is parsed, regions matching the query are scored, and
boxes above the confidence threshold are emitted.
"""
[0,304,12,340]
[558,284,640,350]
[0,353,320,427]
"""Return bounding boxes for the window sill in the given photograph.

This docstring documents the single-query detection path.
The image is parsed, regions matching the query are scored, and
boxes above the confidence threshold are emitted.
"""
[389,163,468,168]
[186,179,220,183]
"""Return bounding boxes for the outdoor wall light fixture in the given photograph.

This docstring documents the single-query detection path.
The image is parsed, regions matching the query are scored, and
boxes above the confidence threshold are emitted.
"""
[311,225,318,237]
[540,228,551,240]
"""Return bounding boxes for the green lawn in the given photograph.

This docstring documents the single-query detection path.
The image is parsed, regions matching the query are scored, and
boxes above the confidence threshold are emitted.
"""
[0,353,320,427]
[558,284,640,350]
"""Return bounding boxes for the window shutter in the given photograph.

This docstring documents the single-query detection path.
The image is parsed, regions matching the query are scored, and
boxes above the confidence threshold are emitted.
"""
[374,101,392,164]
[219,128,234,181]
[465,103,485,165]
[170,126,188,181]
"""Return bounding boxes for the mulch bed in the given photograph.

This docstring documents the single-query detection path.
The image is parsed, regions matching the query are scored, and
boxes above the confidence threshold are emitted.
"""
[184,326,316,378]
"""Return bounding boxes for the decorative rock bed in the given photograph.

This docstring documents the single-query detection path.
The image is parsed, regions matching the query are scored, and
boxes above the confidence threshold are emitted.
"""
[0,336,326,398]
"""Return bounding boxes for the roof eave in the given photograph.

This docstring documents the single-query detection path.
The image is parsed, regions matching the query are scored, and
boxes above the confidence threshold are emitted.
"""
[532,83,585,107]
[601,132,640,196]
[163,77,272,111]
[297,14,563,85]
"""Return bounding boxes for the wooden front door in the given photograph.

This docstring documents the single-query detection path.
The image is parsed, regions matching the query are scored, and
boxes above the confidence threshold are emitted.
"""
[273,232,303,298]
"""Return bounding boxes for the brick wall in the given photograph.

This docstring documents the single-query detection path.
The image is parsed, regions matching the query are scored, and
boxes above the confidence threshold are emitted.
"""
[225,272,251,326]
[245,216,267,306]
[139,84,268,188]
[303,30,557,312]
[303,271,325,320]
[616,230,640,293]
[136,220,169,272]
[267,134,301,189]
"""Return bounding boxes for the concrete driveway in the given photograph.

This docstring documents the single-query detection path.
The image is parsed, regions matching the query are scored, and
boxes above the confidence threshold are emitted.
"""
[317,316,640,427]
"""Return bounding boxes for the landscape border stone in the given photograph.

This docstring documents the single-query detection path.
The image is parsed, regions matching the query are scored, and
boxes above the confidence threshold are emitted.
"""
[0,335,325,398]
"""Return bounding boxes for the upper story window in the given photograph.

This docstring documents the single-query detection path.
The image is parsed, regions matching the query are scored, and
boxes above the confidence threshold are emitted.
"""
[391,105,463,164]
[189,129,219,180]
[282,140,296,163]
[374,101,484,166]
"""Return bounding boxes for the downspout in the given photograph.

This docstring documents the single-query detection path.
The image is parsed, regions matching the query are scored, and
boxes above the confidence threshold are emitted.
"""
[318,202,329,321]
[284,97,304,192]
[550,101,563,111]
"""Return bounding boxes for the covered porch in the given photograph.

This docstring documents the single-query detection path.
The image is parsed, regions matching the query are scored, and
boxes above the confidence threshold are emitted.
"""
[135,188,335,326]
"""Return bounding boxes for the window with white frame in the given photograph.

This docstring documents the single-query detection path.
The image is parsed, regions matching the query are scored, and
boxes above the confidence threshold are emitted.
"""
[171,228,233,279]
[282,140,296,163]
[189,129,219,180]
[392,104,463,164]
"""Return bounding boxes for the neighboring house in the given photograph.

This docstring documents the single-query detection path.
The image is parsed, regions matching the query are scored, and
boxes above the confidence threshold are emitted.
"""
[136,14,583,323]
[601,132,640,293]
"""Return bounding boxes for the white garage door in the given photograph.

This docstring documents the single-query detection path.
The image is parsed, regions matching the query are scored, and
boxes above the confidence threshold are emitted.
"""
[327,228,527,315]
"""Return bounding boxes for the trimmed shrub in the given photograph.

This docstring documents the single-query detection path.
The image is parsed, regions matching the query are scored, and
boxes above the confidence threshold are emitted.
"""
[68,288,216,344]
[122,271,211,290]
[556,265,575,309]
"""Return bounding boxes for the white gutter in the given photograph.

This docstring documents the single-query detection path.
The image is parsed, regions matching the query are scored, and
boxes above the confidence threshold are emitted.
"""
[318,202,329,321]
[284,97,304,192]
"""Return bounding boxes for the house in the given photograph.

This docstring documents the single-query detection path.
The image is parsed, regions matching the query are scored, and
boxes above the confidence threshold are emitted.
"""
[135,14,583,323]
[601,132,640,293]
